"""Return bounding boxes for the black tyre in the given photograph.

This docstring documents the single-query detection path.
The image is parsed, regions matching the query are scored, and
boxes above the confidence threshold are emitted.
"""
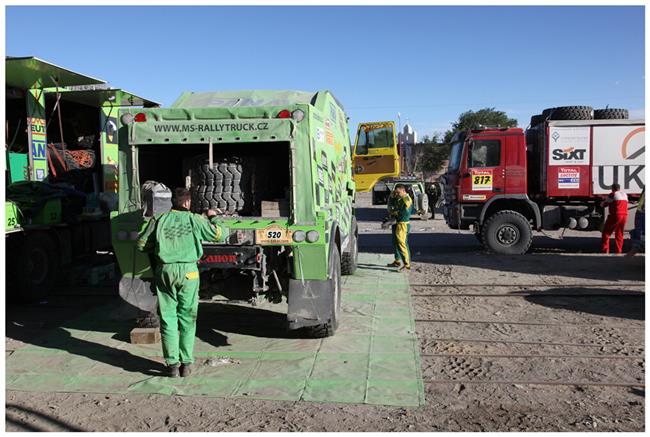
[191,156,250,214]
[529,114,545,127]
[526,129,539,150]
[594,108,629,120]
[481,210,532,255]
[341,217,359,275]
[7,232,58,302]
[543,106,593,121]
[304,244,341,338]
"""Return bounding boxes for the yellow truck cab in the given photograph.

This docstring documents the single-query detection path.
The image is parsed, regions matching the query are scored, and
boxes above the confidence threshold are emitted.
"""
[352,121,400,192]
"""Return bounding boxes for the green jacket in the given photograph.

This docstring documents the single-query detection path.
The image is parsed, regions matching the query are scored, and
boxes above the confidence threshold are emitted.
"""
[137,209,226,263]
[389,193,412,223]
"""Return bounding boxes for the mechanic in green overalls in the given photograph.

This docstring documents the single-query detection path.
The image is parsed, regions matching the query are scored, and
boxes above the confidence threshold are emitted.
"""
[137,188,227,377]
[386,184,412,271]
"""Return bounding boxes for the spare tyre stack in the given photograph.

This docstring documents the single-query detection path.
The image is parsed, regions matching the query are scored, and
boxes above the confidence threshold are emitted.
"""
[542,106,594,121]
[529,114,545,127]
[594,108,630,120]
[189,155,251,215]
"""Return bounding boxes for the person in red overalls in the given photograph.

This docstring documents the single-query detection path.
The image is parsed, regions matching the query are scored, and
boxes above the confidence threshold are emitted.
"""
[601,183,629,254]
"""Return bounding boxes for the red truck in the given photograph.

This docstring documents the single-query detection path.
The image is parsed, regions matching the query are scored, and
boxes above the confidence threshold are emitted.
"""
[442,106,645,254]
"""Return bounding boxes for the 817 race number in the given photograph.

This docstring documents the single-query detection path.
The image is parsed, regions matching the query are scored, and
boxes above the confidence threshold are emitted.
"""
[471,169,493,191]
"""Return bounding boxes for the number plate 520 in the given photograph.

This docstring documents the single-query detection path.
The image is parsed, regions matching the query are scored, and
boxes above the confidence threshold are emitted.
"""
[255,225,293,245]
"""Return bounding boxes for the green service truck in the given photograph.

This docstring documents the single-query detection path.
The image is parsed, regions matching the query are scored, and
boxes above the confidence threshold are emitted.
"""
[5,56,157,301]
[113,90,358,337]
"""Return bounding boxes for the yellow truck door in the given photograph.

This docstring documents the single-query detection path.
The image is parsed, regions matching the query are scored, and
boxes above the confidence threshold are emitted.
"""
[352,121,400,192]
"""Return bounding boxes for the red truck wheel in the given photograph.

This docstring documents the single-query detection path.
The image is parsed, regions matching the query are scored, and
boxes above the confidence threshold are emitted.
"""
[481,211,533,255]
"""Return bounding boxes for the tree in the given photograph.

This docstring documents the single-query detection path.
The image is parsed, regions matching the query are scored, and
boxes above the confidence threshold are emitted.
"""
[443,108,518,144]
[412,133,449,179]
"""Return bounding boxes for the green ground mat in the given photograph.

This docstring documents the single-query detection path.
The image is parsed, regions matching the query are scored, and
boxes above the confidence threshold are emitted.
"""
[6,253,425,407]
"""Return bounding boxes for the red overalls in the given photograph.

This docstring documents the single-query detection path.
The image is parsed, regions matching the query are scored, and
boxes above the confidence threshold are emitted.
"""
[601,191,628,254]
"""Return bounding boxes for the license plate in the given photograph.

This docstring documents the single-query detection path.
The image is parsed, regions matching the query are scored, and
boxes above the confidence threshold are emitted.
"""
[256,225,293,245]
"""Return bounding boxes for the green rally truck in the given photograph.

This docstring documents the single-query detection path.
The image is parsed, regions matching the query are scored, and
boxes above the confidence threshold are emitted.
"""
[5,56,157,301]
[113,90,358,337]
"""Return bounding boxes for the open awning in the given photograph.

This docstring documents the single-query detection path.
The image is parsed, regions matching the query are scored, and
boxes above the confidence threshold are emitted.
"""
[6,56,106,90]
[47,88,160,108]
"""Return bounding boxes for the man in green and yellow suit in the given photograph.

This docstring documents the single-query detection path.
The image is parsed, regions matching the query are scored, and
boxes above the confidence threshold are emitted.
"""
[137,188,227,377]
[386,184,412,271]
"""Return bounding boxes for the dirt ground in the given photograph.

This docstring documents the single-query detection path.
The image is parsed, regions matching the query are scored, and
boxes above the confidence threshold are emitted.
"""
[6,192,645,431]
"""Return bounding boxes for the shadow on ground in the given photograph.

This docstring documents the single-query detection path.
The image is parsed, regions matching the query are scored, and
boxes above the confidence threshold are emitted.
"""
[359,230,645,283]
[6,295,302,378]
[197,302,296,339]
[6,404,84,432]
[524,288,645,321]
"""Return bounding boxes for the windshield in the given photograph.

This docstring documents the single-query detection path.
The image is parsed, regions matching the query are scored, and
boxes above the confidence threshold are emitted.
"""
[355,122,395,155]
[448,141,464,172]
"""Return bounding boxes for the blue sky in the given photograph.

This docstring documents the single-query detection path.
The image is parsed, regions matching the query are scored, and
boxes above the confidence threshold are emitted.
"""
[6,6,645,139]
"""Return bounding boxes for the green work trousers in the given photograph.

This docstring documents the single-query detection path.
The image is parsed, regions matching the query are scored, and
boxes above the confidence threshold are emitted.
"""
[155,262,200,366]
[391,222,411,266]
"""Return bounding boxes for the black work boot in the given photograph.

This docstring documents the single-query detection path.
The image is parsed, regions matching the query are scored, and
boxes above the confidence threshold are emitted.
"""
[167,364,180,378]
[180,363,192,377]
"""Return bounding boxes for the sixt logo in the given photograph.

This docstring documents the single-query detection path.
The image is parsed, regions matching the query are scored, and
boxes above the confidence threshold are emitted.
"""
[552,131,560,142]
[552,146,586,161]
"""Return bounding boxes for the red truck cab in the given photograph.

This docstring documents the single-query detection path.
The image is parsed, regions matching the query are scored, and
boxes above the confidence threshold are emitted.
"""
[443,115,644,255]
[444,127,540,253]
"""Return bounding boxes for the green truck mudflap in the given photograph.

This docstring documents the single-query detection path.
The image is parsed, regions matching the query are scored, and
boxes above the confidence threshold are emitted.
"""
[118,276,158,314]
[287,278,333,329]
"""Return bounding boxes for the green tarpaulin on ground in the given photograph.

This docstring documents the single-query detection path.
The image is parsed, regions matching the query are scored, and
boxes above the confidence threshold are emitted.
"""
[6,253,424,407]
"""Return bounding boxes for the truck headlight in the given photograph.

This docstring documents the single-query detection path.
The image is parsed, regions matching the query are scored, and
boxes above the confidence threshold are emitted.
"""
[306,230,320,243]
[293,230,306,243]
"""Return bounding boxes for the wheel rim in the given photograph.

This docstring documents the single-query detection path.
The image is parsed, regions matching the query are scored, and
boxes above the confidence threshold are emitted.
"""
[27,247,48,284]
[496,224,520,247]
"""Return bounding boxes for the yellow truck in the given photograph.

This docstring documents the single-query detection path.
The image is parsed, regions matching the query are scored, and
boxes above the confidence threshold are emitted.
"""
[352,121,400,192]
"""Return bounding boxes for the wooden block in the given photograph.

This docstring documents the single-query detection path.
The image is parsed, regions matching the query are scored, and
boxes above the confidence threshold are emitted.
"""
[261,200,289,217]
[130,327,161,344]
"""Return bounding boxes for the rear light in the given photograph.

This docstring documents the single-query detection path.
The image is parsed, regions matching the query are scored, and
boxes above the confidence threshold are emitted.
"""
[134,113,147,122]
[120,113,134,125]
[276,109,291,119]
[306,230,320,243]
[291,109,305,122]
[292,230,306,243]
